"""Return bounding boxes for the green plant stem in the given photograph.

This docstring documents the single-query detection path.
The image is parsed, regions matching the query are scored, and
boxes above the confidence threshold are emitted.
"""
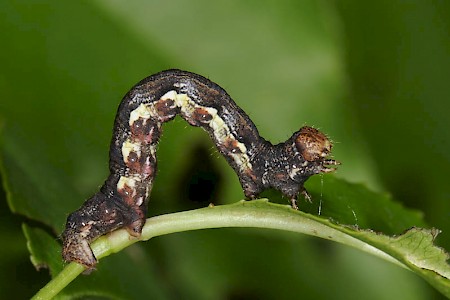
[33,200,409,299]
[32,263,84,300]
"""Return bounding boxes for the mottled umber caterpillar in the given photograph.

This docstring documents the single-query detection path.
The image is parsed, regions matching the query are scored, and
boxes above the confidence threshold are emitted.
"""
[62,69,339,268]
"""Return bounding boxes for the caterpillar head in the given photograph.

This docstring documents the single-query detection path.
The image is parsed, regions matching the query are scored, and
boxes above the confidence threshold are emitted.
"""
[287,126,339,186]
[295,126,336,165]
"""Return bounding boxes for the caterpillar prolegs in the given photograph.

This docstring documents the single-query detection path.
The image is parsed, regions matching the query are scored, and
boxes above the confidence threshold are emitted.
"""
[62,69,339,268]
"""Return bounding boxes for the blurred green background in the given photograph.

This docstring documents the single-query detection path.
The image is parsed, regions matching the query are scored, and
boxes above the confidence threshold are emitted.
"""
[0,1,449,299]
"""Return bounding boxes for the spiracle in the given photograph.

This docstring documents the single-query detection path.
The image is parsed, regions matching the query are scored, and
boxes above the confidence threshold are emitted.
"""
[62,69,339,268]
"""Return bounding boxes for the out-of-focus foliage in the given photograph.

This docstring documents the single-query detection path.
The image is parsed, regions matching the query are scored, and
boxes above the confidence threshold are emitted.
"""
[0,1,448,299]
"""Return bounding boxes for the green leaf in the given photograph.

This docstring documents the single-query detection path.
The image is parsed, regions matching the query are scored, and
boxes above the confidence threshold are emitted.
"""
[23,224,64,277]
[0,127,82,231]
[350,227,450,296]
[302,175,427,234]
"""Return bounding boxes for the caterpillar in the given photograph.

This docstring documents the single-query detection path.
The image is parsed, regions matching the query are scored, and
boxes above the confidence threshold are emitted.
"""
[62,69,339,268]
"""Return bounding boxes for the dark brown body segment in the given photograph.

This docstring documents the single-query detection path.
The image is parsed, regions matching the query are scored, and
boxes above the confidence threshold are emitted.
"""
[62,69,339,268]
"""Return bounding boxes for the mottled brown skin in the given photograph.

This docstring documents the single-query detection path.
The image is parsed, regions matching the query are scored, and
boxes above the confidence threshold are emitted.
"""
[62,69,339,269]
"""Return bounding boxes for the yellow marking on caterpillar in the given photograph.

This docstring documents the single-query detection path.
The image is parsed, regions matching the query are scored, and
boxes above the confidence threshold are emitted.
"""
[232,153,252,172]
[210,114,230,141]
[117,176,138,190]
[160,90,177,101]
[207,108,252,171]
[129,103,152,126]
[236,141,247,154]
[130,92,178,126]
[203,106,218,117]
[149,145,157,157]
[174,93,194,116]
[121,140,141,163]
